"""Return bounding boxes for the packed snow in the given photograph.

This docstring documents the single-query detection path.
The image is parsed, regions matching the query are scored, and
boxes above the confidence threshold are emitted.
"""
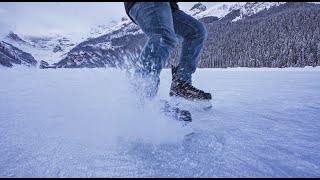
[0,67,320,177]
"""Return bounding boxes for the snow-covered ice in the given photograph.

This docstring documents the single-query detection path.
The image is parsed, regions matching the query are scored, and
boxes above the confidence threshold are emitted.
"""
[0,67,320,177]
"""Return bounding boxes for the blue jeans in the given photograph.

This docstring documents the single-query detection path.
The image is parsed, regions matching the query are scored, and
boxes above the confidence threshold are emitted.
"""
[129,2,207,98]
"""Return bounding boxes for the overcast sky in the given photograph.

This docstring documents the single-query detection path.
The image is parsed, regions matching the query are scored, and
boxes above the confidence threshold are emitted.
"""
[0,2,220,37]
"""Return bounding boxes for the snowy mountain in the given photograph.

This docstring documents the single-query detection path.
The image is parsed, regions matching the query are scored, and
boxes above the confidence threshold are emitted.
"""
[55,16,143,68]
[195,2,286,21]
[188,2,207,16]
[0,41,37,67]
[5,32,31,47]
[87,19,121,39]
[1,18,139,68]
[1,2,319,69]
[55,2,320,69]
[195,2,246,19]
[54,2,210,68]
[2,32,84,67]
[237,2,287,20]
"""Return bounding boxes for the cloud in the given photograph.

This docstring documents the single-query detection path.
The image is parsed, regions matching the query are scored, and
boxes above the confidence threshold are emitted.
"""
[0,21,14,41]
[0,2,219,37]
[0,7,9,40]
[0,2,127,36]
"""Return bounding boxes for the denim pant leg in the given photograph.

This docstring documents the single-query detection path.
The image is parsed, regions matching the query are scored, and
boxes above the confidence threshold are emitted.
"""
[129,2,178,98]
[172,10,208,84]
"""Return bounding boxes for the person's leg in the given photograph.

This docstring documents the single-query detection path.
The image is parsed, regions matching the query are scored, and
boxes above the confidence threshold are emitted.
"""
[129,2,178,98]
[168,10,211,103]
[172,10,208,84]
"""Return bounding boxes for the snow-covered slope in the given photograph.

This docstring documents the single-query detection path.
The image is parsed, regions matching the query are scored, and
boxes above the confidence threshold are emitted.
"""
[55,16,143,68]
[87,18,128,39]
[196,2,246,19]
[0,41,37,67]
[238,2,287,19]
[195,2,286,21]
[1,68,319,177]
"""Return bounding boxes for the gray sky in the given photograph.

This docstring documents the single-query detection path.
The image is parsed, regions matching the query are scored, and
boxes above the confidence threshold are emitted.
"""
[0,2,220,37]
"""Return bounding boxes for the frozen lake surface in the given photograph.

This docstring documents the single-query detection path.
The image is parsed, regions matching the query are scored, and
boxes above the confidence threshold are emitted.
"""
[0,67,319,177]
